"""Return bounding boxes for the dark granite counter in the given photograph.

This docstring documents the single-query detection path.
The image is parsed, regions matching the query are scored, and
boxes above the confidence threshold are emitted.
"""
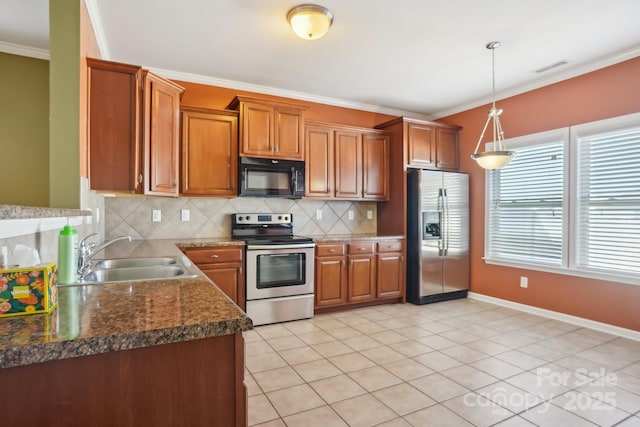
[0,239,251,369]
[0,204,91,220]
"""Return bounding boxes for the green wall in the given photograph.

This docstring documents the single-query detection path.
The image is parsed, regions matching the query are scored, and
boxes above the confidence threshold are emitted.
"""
[49,0,81,208]
[0,52,50,206]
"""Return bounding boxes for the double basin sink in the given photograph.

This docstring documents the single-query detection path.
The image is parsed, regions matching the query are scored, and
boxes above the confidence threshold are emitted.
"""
[61,256,197,286]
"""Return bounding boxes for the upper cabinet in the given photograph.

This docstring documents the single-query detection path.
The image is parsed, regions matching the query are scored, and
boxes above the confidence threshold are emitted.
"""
[305,122,389,201]
[86,58,184,196]
[87,58,143,193]
[142,71,184,197]
[180,108,238,197]
[378,118,461,171]
[227,96,307,161]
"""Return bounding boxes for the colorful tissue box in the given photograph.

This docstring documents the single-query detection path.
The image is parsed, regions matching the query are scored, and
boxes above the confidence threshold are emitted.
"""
[0,263,58,317]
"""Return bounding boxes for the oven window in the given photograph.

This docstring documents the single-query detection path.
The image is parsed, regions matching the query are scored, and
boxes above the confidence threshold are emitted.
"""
[246,170,290,191]
[256,253,306,288]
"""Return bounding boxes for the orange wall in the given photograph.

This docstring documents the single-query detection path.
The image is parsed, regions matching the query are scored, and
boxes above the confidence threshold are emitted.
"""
[176,81,395,128]
[442,57,640,331]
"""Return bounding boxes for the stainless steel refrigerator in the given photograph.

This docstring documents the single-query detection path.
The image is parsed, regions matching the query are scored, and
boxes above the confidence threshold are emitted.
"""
[406,169,469,304]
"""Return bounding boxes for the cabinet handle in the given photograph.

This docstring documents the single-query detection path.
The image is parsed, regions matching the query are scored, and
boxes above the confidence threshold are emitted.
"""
[138,174,143,184]
[329,249,336,252]
[359,247,365,251]
[210,254,219,258]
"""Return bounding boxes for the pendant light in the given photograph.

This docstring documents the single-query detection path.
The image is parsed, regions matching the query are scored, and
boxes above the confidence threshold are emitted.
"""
[471,41,515,170]
[287,4,334,40]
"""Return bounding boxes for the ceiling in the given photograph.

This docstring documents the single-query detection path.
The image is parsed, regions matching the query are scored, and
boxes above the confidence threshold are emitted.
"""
[1,0,639,119]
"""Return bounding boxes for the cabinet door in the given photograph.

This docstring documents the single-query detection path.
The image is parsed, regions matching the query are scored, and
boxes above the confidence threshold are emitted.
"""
[435,127,460,170]
[200,264,245,311]
[87,59,143,193]
[315,256,347,307]
[274,106,304,160]
[407,122,435,168]
[305,125,334,198]
[376,253,403,298]
[143,72,183,196]
[240,102,274,157]
[362,132,389,200]
[335,130,362,199]
[347,254,376,302]
[181,110,238,196]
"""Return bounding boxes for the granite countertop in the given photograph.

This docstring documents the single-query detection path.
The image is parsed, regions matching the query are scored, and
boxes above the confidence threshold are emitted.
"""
[313,234,405,242]
[0,239,251,369]
[0,204,91,220]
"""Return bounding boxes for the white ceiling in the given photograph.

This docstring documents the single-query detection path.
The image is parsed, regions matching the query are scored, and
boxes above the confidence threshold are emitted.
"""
[1,0,640,119]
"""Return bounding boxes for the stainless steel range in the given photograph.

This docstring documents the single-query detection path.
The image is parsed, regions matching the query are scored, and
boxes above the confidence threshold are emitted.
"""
[232,213,314,326]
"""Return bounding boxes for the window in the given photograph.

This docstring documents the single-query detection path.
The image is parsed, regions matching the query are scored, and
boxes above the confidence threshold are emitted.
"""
[485,113,640,285]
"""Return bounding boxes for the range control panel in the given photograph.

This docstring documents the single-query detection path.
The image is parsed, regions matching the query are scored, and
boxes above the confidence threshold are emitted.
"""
[232,213,292,226]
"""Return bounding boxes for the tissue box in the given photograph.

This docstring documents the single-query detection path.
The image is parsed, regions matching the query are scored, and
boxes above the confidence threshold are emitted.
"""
[0,263,58,317]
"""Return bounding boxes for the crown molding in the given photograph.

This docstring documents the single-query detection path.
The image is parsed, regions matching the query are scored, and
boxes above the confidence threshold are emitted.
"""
[433,44,640,119]
[0,41,49,60]
[146,66,435,121]
[83,0,111,59]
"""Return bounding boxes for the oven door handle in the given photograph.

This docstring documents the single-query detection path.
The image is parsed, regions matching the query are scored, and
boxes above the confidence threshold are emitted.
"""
[247,243,316,250]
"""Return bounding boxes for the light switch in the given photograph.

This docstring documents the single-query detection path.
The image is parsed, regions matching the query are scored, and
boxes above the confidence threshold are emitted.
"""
[152,209,162,222]
[367,210,373,220]
[316,210,322,220]
[348,210,354,220]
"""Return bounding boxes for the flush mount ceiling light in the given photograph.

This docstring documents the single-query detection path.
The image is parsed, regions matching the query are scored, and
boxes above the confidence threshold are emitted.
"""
[471,41,516,170]
[287,4,334,40]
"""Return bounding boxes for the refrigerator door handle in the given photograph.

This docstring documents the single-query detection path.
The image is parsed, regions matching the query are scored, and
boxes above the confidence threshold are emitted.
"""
[443,188,450,256]
[437,192,444,256]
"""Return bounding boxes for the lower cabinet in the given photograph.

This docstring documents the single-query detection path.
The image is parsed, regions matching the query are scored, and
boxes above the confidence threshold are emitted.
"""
[315,239,404,312]
[183,246,245,311]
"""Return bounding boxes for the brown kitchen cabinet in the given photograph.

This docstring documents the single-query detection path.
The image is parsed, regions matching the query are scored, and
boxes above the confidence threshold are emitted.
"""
[305,124,335,198]
[314,244,347,307]
[376,240,404,298]
[183,246,245,311]
[315,238,404,313]
[228,96,307,161]
[384,118,460,171]
[86,58,184,196]
[347,242,376,302]
[87,58,143,193]
[305,121,389,201]
[143,71,184,196]
[181,108,238,196]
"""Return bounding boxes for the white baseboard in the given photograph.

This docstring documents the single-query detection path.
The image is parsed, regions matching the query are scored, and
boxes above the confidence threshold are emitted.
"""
[468,292,640,342]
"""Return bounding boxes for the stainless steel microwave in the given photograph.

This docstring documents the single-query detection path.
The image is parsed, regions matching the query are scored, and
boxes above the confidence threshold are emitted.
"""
[239,157,306,198]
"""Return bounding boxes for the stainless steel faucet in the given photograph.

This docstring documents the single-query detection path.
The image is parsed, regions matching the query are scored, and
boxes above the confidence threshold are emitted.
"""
[77,233,132,279]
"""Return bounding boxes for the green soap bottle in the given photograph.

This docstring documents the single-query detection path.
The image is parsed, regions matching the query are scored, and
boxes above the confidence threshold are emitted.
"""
[58,225,78,284]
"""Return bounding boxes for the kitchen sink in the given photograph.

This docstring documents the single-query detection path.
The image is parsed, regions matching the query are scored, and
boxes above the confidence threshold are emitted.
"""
[93,256,178,269]
[82,265,190,283]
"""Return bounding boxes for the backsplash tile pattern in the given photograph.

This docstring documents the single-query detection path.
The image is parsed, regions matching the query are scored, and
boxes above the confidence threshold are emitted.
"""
[105,197,377,240]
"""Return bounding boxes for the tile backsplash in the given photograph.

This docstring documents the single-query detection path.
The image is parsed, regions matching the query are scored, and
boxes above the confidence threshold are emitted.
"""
[105,196,377,240]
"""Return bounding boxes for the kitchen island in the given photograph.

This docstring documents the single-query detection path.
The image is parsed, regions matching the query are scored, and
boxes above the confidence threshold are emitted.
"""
[0,239,252,427]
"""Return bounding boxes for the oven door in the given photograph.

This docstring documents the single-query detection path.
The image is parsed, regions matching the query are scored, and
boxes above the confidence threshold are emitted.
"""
[246,243,315,300]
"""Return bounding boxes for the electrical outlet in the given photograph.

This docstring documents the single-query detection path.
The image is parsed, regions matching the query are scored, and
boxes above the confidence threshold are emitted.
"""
[181,209,190,222]
[520,276,528,288]
[348,210,354,220]
[367,210,373,220]
[152,209,162,222]
[316,209,322,220]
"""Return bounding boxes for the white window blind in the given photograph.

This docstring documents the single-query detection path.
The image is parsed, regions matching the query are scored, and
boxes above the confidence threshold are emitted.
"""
[487,139,565,266]
[575,126,640,277]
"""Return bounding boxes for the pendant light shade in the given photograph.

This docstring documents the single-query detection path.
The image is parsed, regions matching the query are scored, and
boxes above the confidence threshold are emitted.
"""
[471,42,515,170]
[287,4,334,40]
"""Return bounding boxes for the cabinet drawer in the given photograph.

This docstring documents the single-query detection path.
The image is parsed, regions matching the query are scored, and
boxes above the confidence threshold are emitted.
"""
[316,244,345,257]
[347,242,375,255]
[377,240,403,253]
[184,247,243,264]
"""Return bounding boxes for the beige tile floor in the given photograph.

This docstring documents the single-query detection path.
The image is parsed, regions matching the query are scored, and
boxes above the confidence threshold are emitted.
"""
[244,299,640,427]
